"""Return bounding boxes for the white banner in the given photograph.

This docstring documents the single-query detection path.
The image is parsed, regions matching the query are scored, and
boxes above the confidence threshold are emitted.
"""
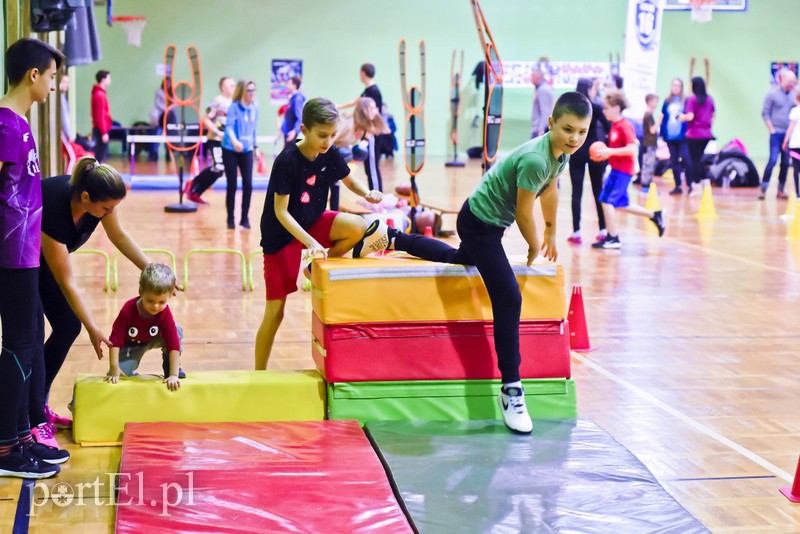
[623,0,666,119]
[502,61,617,90]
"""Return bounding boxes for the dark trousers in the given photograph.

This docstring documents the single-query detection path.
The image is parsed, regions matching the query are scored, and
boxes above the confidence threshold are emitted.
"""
[28,265,82,428]
[685,138,711,185]
[192,140,225,195]
[364,136,383,192]
[92,127,108,163]
[393,200,523,383]
[666,139,689,187]
[568,149,606,233]
[761,132,789,192]
[0,268,40,443]
[222,148,254,224]
[790,148,800,194]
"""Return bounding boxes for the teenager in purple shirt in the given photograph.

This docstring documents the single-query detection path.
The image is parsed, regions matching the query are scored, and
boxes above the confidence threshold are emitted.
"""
[679,77,715,193]
[0,38,68,479]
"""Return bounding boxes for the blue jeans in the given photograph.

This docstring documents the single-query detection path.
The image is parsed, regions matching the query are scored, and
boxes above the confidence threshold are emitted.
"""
[761,132,789,192]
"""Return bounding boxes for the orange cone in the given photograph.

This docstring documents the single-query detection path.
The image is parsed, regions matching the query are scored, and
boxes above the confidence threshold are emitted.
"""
[780,455,800,502]
[568,285,596,352]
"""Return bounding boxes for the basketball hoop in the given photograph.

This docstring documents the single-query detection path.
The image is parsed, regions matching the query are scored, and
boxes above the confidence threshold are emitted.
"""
[112,16,147,47]
[689,0,714,23]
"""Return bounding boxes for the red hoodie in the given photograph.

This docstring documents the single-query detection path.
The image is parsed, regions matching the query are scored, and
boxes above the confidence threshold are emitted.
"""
[91,84,112,134]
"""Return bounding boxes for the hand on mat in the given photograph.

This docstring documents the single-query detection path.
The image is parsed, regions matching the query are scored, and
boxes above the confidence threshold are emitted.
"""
[88,327,111,360]
[364,190,384,204]
[105,367,127,384]
[540,231,558,262]
[164,375,181,391]
[303,242,328,261]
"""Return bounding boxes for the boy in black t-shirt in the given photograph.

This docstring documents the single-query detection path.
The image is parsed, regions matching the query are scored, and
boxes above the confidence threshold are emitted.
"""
[255,98,383,369]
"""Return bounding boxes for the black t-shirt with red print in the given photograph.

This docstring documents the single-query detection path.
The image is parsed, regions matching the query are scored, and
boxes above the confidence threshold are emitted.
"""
[260,141,351,254]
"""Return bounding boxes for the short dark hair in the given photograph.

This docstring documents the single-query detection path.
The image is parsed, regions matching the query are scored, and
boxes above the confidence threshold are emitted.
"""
[290,76,302,90]
[5,38,64,87]
[360,63,375,79]
[302,97,339,129]
[95,70,110,84]
[552,91,592,122]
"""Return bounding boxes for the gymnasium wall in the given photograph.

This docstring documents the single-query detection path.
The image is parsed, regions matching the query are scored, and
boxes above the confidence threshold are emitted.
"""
[67,0,798,160]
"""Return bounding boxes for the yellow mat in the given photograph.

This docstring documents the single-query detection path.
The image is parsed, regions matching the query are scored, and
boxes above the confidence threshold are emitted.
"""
[72,370,326,444]
[311,256,566,324]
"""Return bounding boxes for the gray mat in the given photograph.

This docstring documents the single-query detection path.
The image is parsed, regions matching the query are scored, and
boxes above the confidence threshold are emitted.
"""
[366,419,709,534]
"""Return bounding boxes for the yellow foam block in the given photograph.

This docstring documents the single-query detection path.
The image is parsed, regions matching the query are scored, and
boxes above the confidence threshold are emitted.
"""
[311,256,566,324]
[72,370,325,444]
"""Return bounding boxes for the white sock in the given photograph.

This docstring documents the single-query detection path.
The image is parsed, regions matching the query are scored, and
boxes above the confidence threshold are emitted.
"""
[598,229,608,237]
[570,231,581,238]
[502,380,522,393]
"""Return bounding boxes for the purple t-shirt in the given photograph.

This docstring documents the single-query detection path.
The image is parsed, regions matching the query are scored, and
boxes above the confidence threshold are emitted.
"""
[0,108,42,269]
[684,95,715,140]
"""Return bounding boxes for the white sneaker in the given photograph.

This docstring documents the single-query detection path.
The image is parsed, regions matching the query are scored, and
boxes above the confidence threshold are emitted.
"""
[353,220,390,258]
[497,386,533,434]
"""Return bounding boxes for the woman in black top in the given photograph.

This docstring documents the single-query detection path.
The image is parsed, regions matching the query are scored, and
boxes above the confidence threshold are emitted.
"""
[30,158,150,448]
[567,78,612,245]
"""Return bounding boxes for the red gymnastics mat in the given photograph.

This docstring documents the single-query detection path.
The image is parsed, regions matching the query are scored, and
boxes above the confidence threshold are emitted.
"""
[312,314,571,382]
[115,421,413,533]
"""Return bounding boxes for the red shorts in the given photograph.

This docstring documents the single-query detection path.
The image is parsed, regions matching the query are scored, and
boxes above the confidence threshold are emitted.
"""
[263,211,338,300]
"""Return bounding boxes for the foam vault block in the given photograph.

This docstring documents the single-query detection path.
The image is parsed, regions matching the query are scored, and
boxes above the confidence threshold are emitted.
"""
[116,421,413,533]
[366,419,710,533]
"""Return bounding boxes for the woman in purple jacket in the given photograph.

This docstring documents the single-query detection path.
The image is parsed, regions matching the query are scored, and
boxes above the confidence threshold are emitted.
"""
[680,77,715,193]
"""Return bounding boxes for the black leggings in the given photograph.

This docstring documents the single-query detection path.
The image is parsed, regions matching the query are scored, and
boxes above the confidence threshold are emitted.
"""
[685,138,710,185]
[222,148,254,224]
[568,149,606,233]
[28,265,82,427]
[192,140,225,195]
[364,135,383,192]
[0,268,41,443]
[393,200,523,383]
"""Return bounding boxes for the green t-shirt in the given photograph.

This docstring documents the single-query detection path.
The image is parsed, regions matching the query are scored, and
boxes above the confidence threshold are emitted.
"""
[469,133,568,228]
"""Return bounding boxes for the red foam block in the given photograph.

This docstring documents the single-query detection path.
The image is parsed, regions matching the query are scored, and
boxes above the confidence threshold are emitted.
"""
[312,314,571,382]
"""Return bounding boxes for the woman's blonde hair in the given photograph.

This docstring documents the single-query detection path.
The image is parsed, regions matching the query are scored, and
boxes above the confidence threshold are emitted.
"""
[353,97,390,136]
[232,79,256,103]
[69,157,127,202]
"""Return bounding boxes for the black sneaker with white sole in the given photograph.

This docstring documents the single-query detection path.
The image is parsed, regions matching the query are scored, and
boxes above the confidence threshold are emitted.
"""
[24,439,70,465]
[0,443,61,478]
[591,235,621,249]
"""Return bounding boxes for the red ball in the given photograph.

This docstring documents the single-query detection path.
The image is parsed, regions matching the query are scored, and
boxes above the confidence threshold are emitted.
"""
[589,141,608,162]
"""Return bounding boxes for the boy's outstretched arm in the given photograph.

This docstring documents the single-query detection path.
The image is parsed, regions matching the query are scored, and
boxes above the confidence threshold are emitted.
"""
[164,350,181,391]
[341,175,383,204]
[515,188,540,266]
[538,180,559,262]
[104,347,125,383]
[274,193,327,258]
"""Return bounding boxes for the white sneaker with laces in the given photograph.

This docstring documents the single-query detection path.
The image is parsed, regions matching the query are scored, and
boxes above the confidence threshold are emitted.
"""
[497,386,533,434]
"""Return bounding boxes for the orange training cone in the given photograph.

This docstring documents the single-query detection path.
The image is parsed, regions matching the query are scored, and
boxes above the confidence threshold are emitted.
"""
[780,455,800,502]
[568,285,596,352]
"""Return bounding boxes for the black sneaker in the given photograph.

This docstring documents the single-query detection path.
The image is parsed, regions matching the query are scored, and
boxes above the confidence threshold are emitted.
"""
[0,443,60,478]
[22,440,70,465]
[240,219,251,229]
[162,357,186,379]
[591,235,621,249]
[650,210,666,237]
[226,218,235,229]
[669,187,683,195]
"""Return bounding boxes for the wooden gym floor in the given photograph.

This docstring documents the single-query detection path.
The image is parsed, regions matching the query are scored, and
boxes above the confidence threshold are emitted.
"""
[2,151,800,532]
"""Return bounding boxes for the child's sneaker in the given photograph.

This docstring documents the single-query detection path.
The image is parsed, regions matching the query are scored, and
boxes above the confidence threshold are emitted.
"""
[353,219,390,258]
[0,444,60,479]
[650,210,666,237]
[31,423,59,449]
[497,386,533,434]
[24,440,70,465]
[45,404,72,430]
[566,233,582,245]
[591,235,621,249]
[595,230,608,243]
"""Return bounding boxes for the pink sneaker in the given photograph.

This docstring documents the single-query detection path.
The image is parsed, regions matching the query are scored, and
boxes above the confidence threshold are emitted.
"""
[45,404,72,430]
[566,235,582,245]
[186,191,209,205]
[595,233,608,243]
[31,423,60,449]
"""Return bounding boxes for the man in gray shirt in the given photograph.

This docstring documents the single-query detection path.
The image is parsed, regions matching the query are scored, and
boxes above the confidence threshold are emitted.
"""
[530,67,554,138]
[760,68,798,199]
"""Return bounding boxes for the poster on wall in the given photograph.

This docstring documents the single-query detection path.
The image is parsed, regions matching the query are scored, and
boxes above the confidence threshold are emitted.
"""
[271,59,303,105]
[771,62,799,86]
[502,61,616,89]
[623,0,666,119]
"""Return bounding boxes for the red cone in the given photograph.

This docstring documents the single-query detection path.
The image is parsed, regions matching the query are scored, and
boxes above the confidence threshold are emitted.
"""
[781,455,800,502]
[568,285,596,352]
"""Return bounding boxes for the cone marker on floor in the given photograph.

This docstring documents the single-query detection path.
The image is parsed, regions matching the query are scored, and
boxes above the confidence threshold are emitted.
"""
[788,203,800,240]
[781,192,797,222]
[780,455,800,502]
[695,181,718,220]
[644,183,661,212]
[568,285,596,352]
